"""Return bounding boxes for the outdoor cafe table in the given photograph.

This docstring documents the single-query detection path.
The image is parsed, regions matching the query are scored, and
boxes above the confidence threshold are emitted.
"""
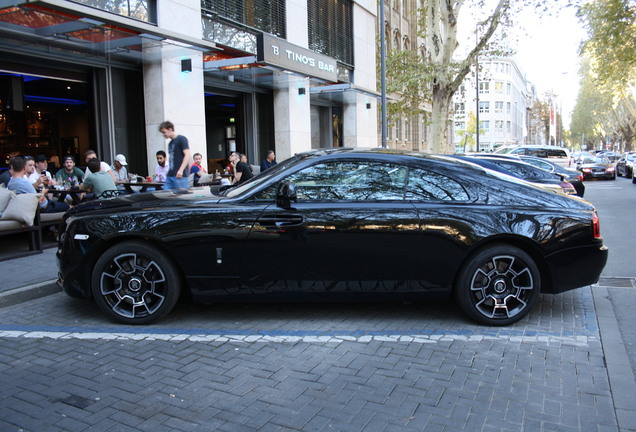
[48,188,83,205]
[118,181,164,194]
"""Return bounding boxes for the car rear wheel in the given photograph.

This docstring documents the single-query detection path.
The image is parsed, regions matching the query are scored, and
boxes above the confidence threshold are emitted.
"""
[454,244,540,326]
[91,241,181,324]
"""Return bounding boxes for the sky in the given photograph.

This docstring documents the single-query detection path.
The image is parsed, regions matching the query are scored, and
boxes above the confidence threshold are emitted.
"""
[510,6,587,128]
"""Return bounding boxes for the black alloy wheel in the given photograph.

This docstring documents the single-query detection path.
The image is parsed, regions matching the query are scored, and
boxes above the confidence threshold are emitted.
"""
[91,241,181,324]
[454,244,540,326]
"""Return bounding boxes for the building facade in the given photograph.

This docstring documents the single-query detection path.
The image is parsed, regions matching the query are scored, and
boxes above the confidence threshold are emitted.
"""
[0,0,379,176]
[379,0,432,151]
[452,57,530,153]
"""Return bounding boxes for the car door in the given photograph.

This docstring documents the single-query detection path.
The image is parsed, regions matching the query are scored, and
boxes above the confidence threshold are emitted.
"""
[239,160,421,293]
[405,166,473,291]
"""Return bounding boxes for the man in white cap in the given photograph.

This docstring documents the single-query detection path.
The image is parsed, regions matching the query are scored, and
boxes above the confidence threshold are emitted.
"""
[111,154,129,186]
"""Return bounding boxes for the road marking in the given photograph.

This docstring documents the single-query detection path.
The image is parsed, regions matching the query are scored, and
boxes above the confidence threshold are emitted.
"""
[0,328,596,346]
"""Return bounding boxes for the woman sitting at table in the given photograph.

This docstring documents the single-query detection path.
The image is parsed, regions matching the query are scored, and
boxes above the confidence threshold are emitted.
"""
[81,158,117,198]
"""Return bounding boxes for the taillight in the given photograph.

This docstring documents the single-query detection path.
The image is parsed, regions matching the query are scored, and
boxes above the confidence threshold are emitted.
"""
[593,212,601,239]
[578,174,583,181]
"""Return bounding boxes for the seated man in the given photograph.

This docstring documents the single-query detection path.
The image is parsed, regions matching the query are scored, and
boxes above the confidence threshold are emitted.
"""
[154,150,169,182]
[190,152,207,186]
[81,158,117,198]
[111,154,129,185]
[55,155,85,187]
[8,156,69,213]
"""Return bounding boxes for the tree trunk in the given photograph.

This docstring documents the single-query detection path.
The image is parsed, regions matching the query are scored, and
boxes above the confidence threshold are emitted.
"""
[430,86,452,154]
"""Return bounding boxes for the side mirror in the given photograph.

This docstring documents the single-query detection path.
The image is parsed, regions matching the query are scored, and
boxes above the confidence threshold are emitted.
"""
[276,181,297,209]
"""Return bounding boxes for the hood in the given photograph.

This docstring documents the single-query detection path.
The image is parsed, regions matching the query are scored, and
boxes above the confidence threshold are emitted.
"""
[67,188,225,218]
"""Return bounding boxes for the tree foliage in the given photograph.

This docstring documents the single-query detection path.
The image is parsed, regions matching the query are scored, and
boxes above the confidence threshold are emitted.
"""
[572,0,636,150]
[385,0,524,154]
[577,0,636,95]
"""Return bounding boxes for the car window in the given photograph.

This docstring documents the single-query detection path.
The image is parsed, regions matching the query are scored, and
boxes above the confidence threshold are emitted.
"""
[491,160,553,178]
[405,168,469,201]
[525,148,548,157]
[546,149,568,158]
[252,161,408,201]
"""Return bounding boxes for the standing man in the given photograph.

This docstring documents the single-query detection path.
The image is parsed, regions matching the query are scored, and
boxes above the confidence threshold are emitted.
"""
[159,121,190,190]
[260,150,277,172]
[154,150,169,182]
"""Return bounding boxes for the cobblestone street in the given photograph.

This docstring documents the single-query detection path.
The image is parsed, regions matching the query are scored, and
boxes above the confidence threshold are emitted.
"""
[0,286,618,431]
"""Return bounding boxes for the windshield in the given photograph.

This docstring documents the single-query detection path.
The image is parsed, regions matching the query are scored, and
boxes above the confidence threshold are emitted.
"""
[223,155,302,198]
[582,157,610,164]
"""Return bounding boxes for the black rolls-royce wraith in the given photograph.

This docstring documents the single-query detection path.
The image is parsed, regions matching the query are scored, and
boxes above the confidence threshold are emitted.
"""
[57,148,608,326]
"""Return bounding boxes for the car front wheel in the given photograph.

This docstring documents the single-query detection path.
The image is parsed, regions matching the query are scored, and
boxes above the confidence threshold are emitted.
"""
[91,241,181,324]
[454,244,540,326]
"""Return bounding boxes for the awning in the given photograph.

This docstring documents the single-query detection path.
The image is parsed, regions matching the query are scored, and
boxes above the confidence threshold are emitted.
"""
[0,0,219,65]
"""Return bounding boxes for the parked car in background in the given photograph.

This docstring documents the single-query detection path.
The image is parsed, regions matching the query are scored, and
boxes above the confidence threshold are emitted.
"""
[578,156,616,180]
[518,156,585,197]
[57,148,607,326]
[460,155,577,195]
[616,152,636,178]
[494,145,571,168]
[597,151,620,163]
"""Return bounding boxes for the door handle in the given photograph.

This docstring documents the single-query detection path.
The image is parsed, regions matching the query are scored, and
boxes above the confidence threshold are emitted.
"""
[256,215,304,228]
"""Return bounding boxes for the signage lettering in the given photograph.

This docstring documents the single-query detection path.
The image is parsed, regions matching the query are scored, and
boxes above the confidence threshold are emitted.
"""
[257,34,338,82]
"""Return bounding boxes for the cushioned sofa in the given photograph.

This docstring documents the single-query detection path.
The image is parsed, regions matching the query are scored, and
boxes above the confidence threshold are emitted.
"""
[0,186,64,261]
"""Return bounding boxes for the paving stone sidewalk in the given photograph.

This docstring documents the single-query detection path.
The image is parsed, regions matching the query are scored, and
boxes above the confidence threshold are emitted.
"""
[0,285,630,432]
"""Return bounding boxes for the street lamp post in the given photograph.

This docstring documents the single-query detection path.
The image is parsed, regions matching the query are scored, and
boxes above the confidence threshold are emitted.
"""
[380,0,387,148]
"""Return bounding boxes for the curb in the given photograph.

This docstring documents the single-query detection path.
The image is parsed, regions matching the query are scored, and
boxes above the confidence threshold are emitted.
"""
[0,279,61,308]
[592,286,636,432]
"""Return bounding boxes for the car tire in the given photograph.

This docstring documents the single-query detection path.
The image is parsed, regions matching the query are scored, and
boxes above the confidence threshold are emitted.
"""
[91,241,181,324]
[632,175,636,184]
[454,244,540,326]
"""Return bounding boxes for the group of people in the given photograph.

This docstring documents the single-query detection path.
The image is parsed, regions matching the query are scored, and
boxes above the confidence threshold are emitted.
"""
[0,121,278,216]
[158,120,277,189]
[0,149,124,214]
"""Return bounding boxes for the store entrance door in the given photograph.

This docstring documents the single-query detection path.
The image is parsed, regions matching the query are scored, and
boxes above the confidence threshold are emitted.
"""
[205,93,242,173]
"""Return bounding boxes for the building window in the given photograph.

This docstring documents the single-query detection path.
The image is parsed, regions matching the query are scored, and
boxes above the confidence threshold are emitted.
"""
[201,0,286,38]
[506,102,511,114]
[495,101,503,113]
[494,82,503,94]
[396,119,402,140]
[495,120,504,133]
[308,0,354,66]
[480,120,490,132]
[506,121,511,133]
[73,0,156,22]
[479,101,490,114]
[506,83,511,95]
[479,82,490,94]
[454,103,465,114]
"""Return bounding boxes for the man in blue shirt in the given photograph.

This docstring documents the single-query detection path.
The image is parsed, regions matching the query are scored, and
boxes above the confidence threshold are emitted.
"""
[7,157,69,213]
[159,121,191,190]
[260,150,277,172]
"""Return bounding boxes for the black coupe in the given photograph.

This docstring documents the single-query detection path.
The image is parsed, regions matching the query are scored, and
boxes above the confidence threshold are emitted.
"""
[57,148,608,326]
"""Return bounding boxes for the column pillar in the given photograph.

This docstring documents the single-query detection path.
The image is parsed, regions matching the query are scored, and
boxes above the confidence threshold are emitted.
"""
[142,0,206,175]
[274,73,311,160]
